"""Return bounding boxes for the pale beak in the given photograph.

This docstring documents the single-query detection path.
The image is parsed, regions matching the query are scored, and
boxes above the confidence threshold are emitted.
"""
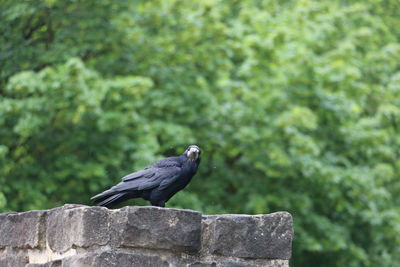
[188,147,199,161]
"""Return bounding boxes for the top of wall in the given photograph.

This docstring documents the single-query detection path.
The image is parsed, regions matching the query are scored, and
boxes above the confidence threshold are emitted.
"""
[0,204,293,266]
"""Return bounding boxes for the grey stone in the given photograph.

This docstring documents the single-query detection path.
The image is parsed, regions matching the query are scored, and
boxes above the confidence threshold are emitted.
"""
[112,206,202,253]
[58,204,86,210]
[218,262,259,267]
[0,205,293,267]
[187,260,288,267]
[218,260,289,267]
[0,210,46,249]
[203,212,293,259]
[187,262,217,267]
[0,255,28,267]
[62,251,169,267]
[47,205,109,252]
[26,260,62,267]
[185,259,289,267]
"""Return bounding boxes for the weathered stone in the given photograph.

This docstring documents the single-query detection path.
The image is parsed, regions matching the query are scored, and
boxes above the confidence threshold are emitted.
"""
[57,204,86,210]
[0,255,28,267]
[203,212,293,259]
[112,206,202,253]
[0,205,293,267]
[187,260,288,267]
[0,210,46,249]
[218,260,289,267]
[47,205,109,252]
[26,259,62,267]
[187,262,217,267]
[62,251,169,267]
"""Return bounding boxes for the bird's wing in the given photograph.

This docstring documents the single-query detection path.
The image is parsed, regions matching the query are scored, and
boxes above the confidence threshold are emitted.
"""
[122,157,181,182]
[158,172,181,190]
[138,165,181,190]
[90,170,159,200]
[122,168,154,182]
[112,160,182,192]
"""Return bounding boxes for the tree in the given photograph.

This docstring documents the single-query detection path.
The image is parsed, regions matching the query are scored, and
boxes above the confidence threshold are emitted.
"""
[1,0,400,266]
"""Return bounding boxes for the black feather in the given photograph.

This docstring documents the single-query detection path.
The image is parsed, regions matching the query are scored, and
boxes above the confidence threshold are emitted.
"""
[91,145,201,208]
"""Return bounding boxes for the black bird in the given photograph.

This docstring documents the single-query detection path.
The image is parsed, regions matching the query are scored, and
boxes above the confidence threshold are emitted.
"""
[91,145,201,208]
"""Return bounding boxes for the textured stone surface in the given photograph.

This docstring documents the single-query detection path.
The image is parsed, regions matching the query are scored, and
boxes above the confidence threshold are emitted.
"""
[26,259,62,267]
[188,262,217,267]
[0,210,46,249]
[203,212,293,259]
[47,205,109,252]
[112,206,202,253]
[62,251,169,267]
[0,205,292,266]
[218,260,289,267]
[187,260,288,267]
[0,255,28,267]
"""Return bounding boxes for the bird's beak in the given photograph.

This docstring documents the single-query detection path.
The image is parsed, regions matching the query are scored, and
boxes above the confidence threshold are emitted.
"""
[187,147,199,161]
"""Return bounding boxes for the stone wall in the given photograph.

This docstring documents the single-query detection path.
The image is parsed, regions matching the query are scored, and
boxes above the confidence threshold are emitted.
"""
[0,204,293,267]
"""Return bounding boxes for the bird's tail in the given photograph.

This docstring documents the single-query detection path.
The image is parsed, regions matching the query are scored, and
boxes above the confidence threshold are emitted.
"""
[91,191,138,208]
[91,192,129,208]
[94,192,127,208]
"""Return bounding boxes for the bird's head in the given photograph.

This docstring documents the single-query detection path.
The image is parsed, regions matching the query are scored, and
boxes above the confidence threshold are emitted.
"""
[185,145,201,162]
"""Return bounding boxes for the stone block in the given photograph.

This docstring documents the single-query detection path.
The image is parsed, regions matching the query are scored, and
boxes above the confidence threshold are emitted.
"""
[187,262,217,267]
[0,255,28,267]
[0,204,294,267]
[203,212,293,259]
[26,259,62,267]
[187,260,288,267]
[0,210,46,249]
[47,205,109,252]
[218,260,289,267]
[62,251,169,267]
[112,206,202,253]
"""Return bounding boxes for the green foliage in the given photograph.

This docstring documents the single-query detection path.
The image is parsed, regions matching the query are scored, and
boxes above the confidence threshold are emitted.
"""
[1,0,400,266]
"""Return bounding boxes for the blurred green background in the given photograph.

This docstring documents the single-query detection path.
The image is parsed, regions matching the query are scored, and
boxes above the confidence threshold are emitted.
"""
[1,0,400,266]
